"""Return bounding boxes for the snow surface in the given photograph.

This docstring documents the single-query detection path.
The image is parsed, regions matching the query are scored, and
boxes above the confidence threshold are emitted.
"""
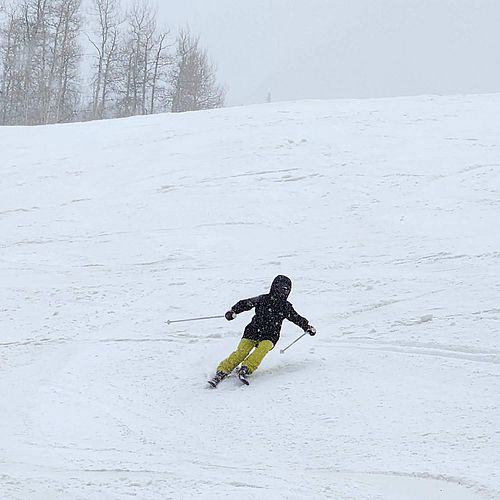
[1,94,499,499]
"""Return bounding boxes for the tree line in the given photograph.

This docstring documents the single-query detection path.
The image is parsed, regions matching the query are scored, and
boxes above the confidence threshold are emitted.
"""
[0,0,226,126]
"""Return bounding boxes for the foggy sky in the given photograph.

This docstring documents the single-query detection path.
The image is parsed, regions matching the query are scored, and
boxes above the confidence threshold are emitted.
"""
[150,0,500,105]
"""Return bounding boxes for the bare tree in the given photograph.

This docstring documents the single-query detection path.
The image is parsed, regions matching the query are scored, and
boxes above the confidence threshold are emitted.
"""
[0,0,48,124]
[0,4,21,124]
[149,30,170,114]
[20,0,46,123]
[114,0,169,117]
[88,0,121,120]
[1,0,226,125]
[116,0,155,116]
[170,27,225,113]
[0,0,82,125]
[48,0,82,123]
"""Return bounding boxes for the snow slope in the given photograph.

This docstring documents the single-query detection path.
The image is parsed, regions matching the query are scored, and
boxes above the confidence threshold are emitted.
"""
[1,94,499,500]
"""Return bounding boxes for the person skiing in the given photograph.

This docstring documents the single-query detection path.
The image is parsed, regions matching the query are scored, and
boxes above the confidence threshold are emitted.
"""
[209,275,316,387]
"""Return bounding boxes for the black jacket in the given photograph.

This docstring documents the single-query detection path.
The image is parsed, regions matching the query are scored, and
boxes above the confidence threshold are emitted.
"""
[231,276,309,345]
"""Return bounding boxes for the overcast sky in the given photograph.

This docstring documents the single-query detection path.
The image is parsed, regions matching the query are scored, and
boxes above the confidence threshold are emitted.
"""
[147,0,500,106]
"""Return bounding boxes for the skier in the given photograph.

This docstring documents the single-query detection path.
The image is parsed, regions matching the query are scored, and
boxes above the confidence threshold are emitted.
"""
[209,275,316,387]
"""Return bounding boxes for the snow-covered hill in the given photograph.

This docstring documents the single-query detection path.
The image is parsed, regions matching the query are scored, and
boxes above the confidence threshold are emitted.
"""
[1,95,499,500]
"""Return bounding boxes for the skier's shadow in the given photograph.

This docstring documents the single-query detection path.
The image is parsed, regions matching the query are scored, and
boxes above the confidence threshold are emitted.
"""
[254,359,309,380]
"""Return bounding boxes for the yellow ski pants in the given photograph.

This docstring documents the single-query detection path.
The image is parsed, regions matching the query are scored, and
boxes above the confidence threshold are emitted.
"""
[217,338,274,374]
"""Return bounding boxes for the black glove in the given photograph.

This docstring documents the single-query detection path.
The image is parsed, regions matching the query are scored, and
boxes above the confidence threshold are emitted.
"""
[305,324,316,336]
[225,310,237,321]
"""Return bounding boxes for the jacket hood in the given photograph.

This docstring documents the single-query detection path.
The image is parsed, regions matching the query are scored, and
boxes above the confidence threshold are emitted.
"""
[270,275,292,300]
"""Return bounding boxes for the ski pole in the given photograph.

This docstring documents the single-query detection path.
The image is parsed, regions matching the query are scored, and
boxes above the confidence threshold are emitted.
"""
[280,332,308,354]
[166,314,225,325]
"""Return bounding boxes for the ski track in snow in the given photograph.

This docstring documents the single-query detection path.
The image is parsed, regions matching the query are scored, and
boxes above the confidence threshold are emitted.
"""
[1,95,500,499]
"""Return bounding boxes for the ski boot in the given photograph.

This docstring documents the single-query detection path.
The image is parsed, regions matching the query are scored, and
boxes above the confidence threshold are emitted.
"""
[237,366,250,386]
[208,371,228,388]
